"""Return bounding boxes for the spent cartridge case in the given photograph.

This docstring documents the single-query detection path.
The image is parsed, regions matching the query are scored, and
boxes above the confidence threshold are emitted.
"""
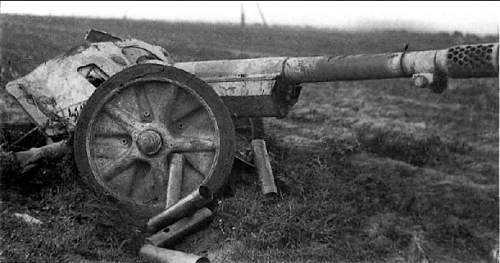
[147,186,212,233]
[139,244,209,263]
[251,139,278,196]
[146,207,213,247]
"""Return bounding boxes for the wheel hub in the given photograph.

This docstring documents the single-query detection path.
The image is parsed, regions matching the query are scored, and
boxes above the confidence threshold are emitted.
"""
[137,129,163,156]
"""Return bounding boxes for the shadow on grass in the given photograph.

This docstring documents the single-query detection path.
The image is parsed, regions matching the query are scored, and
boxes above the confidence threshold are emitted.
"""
[354,123,470,167]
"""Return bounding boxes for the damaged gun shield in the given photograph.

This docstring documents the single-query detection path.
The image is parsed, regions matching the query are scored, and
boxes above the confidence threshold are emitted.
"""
[140,244,209,263]
[146,207,213,247]
[147,186,213,233]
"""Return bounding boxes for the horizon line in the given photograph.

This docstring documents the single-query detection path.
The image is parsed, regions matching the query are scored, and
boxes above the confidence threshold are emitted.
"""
[2,12,498,37]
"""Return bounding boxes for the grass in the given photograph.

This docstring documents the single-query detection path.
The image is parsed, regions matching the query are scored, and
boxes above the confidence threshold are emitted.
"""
[355,122,468,167]
[213,134,497,262]
[0,13,498,262]
[0,150,149,262]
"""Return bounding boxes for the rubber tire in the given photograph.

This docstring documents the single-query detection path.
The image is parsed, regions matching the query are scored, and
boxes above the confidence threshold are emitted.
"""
[74,64,235,220]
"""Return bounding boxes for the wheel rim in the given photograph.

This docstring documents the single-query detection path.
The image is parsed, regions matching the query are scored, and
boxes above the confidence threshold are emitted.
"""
[85,77,220,208]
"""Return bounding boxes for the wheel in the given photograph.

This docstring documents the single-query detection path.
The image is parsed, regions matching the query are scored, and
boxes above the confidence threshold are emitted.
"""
[74,64,235,219]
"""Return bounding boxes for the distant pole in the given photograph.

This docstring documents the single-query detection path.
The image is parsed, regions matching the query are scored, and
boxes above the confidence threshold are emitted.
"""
[240,3,246,56]
[240,3,245,28]
[256,2,267,27]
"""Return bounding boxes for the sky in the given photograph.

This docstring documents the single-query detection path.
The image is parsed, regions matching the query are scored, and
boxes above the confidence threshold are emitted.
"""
[1,1,499,35]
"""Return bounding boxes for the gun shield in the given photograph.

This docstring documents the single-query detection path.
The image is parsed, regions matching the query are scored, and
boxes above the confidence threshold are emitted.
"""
[251,139,278,196]
[140,244,209,263]
[146,207,213,247]
[147,186,213,233]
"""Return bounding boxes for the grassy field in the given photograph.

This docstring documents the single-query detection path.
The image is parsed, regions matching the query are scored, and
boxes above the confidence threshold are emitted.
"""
[0,14,498,262]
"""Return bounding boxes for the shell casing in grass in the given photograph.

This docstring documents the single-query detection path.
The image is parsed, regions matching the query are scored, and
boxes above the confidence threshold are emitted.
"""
[140,244,210,263]
[251,139,278,196]
[147,186,213,233]
[146,207,213,247]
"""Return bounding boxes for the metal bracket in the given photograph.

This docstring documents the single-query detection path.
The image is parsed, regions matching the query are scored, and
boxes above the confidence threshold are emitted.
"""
[273,76,302,118]
[412,72,448,93]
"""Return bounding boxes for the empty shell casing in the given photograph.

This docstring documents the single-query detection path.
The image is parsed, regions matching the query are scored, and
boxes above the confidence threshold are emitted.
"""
[147,186,212,233]
[166,153,184,208]
[140,244,210,263]
[146,207,213,247]
[251,139,278,196]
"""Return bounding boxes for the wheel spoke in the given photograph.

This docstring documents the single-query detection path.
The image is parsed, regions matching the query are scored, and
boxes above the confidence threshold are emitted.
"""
[100,148,137,182]
[184,155,207,179]
[125,165,140,198]
[171,136,217,153]
[103,104,140,134]
[171,105,203,124]
[135,87,154,122]
[166,153,184,208]
[158,86,178,124]
[94,144,128,159]
[149,159,169,203]
[93,118,129,138]
[94,132,129,139]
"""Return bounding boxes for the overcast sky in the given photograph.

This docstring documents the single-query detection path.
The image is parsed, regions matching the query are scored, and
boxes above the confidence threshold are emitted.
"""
[2,1,499,35]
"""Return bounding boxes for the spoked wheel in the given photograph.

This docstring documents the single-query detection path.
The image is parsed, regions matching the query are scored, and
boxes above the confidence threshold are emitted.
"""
[74,64,235,218]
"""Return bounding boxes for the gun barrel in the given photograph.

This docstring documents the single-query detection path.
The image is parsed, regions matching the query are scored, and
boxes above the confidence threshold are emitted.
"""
[283,43,498,83]
[176,43,498,83]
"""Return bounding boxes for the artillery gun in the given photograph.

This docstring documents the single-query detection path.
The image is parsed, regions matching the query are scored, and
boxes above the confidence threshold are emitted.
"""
[1,29,498,219]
